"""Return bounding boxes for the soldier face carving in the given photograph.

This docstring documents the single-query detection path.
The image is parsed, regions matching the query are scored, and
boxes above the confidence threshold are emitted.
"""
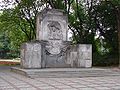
[46,21,63,55]
[48,21,63,40]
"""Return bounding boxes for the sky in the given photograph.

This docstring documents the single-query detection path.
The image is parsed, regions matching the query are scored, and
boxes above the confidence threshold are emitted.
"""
[0,0,15,10]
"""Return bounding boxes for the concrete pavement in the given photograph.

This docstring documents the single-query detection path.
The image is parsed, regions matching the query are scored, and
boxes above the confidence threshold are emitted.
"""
[0,66,120,90]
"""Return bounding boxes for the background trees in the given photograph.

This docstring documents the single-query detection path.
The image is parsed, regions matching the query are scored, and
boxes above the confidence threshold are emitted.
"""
[0,0,120,66]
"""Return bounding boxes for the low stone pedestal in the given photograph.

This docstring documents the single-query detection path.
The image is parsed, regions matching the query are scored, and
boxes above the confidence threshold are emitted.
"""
[11,67,120,78]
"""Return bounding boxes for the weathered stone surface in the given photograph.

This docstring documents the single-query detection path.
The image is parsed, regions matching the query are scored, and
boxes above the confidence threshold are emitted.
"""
[36,9,70,68]
[20,9,92,68]
[36,9,68,41]
[66,45,78,67]
[44,41,71,68]
[78,44,92,68]
[11,67,120,78]
[21,41,42,68]
[21,42,92,68]
[66,44,92,68]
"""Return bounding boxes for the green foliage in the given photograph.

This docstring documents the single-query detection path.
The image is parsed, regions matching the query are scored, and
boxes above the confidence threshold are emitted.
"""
[0,9,27,58]
[0,32,10,58]
[0,0,119,66]
[93,52,119,66]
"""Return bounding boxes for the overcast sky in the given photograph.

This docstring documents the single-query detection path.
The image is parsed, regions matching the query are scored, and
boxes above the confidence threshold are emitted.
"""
[0,0,15,10]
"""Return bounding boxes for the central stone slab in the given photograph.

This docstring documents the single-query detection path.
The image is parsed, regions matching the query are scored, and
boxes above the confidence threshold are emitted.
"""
[36,9,68,68]
[36,9,68,41]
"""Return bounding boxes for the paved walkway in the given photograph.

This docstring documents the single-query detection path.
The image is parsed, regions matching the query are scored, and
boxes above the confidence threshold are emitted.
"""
[0,66,120,90]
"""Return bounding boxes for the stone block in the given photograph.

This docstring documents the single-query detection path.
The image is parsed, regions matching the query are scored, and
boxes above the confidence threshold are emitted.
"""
[21,41,42,68]
[79,60,92,68]
[78,44,92,68]
[36,9,68,41]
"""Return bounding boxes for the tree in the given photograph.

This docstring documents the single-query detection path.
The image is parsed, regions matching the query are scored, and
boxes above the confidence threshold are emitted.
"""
[0,0,120,66]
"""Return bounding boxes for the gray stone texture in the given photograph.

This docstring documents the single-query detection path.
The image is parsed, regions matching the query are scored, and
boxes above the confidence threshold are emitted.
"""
[36,9,68,41]
[78,44,92,68]
[11,67,120,78]
[20,9,92,68]
[21,41,42,68]
[66,44,92,68]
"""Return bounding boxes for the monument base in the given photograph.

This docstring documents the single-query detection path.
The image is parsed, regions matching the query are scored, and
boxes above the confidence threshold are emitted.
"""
[21,41,92,68]
[11,67,120,78]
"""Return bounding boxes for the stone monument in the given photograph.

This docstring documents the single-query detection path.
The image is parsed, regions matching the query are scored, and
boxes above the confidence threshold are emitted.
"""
[20,9,92,68]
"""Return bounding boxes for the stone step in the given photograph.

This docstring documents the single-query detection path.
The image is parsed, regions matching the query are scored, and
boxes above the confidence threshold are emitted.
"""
[11,67,120,78]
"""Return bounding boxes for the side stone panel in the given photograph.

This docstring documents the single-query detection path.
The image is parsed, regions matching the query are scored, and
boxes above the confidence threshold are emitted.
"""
[66,44,92,68]
[21,42,42,68]
[78,44,92,68]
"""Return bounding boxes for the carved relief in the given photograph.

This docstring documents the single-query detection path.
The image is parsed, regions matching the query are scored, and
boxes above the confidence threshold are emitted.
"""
[46,40,62,55]
[46,21,63,55]
[48,21,63,40]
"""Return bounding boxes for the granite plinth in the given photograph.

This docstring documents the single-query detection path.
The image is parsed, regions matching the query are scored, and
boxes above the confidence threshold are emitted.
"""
[11,67,120,78]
